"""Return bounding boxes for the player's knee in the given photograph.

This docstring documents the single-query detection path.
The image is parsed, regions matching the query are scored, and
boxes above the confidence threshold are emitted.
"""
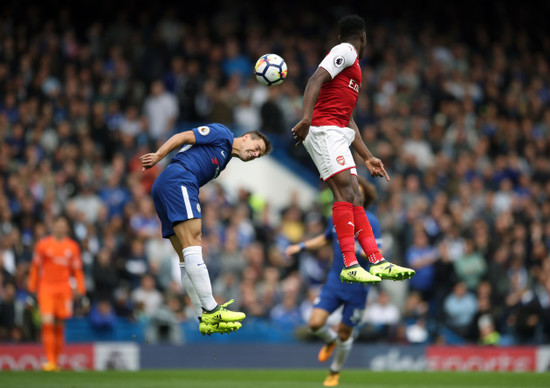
[352,192,363,207]
[333,186,355,203]
[41,314,54,325]
[338,326,352,341]
[174,220,202,247]
[308,320,324,332]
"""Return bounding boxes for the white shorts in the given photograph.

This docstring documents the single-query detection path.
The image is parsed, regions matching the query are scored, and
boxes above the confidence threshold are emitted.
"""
[303,125,357,181]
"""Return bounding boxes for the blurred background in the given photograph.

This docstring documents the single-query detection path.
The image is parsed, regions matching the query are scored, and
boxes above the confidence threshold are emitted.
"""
[0,0,549,356]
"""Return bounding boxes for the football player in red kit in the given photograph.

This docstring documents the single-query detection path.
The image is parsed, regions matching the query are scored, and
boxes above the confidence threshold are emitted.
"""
[291,15,415,285]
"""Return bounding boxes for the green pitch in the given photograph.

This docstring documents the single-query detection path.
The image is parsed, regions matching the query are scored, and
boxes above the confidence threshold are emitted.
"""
[1,369,549,388]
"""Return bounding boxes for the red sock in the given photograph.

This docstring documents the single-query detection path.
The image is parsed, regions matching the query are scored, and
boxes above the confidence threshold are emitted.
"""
[54,324,64,364]
[332,202,358,267]
[353,206,384,264]
[41,323,56,365]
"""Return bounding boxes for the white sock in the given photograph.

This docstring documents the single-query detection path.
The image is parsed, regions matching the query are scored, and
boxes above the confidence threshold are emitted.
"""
[171,254,182,286]
[179,262,203,318]
[330,337,353,372]
[183,246,217,311]
[311,325,338,344]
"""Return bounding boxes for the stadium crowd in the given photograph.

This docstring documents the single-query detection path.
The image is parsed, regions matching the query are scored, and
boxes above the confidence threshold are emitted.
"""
[0,1,549,346]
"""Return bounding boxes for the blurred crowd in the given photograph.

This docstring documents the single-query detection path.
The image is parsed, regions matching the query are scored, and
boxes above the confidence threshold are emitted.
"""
[0,1,549,346]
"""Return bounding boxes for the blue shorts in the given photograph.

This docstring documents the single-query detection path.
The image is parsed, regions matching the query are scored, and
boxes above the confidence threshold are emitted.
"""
[151,162,202,238]
[313,281,369,327]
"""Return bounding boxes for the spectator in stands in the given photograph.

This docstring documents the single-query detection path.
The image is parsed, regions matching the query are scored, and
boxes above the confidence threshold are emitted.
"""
[92,248,120,303]
[269,274,304,328]
[131,274,163,318]
[452,236,487,292]
[143,80,179,142]
[443,281,478,339]
[360,290,401,342]
[406,226,439,303]
[89,300,117,331]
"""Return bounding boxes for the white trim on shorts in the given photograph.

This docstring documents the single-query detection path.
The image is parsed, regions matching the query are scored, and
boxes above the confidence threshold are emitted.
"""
[181,186,194,218]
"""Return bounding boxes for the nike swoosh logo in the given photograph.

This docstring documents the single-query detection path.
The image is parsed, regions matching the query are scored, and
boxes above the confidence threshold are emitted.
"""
[221,151,226,158]
[348,222,355,227]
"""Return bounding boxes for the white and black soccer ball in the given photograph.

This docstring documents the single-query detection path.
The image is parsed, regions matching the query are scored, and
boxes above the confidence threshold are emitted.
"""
[254,54,288,87]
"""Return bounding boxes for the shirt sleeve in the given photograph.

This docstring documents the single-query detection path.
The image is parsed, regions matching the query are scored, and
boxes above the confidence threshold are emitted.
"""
[192,124,227,145]
[318,43,358,79]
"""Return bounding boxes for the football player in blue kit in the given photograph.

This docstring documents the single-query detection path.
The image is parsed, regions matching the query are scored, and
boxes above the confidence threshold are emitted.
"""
[140,123,271,334]
[285,177,381,386]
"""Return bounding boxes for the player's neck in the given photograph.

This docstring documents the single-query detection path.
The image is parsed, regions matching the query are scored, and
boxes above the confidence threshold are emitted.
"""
[52,235,65,241]
[231,138,241,156]
[342,38,361,54]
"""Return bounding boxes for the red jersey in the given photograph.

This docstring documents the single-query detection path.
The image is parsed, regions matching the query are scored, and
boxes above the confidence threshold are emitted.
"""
[311,43,362,127]
[28,236,86,294]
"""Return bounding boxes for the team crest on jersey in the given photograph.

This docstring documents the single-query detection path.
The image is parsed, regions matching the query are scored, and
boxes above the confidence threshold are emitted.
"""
[336,155,345,165]
[334,56,344,67]
[348,79,360,92]
[196,203,201,213]
[197,126,210,136]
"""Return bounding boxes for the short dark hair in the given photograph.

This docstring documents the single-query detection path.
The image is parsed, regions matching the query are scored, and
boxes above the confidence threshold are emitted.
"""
[338,15,366,41]
[244,130,273,155]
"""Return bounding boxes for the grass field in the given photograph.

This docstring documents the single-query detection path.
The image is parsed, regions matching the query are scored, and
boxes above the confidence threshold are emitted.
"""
[1,369,549,388]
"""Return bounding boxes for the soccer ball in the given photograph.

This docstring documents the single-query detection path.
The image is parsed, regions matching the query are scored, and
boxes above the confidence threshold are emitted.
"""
[254,54,287,87]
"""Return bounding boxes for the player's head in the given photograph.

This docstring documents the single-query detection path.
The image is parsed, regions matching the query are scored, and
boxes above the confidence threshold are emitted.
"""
[234,131,272,162]
[338,15,367,57]
[357,176,377,208]
[52,215,70,239]
[150,79,165,96]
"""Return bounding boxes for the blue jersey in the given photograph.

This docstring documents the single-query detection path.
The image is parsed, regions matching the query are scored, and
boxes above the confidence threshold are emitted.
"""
[171,123,234,187]
[152,123,234,238]
[313,210,382,327]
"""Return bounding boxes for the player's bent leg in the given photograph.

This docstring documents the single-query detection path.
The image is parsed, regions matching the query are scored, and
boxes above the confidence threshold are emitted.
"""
[169,236,203,318]
[340,265,381,284]
[53,319,65,370]
[201,299,246,324]
[309,308,337,362]
[40,313,59,371]
[369,260,416,280]
[174,220,219,312]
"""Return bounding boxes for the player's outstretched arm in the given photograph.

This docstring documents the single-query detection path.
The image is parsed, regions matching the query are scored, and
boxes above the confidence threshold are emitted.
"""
[285,234,329,257]
[292,68,332,146]
[140,130,196,170]
[349,117,390,182]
